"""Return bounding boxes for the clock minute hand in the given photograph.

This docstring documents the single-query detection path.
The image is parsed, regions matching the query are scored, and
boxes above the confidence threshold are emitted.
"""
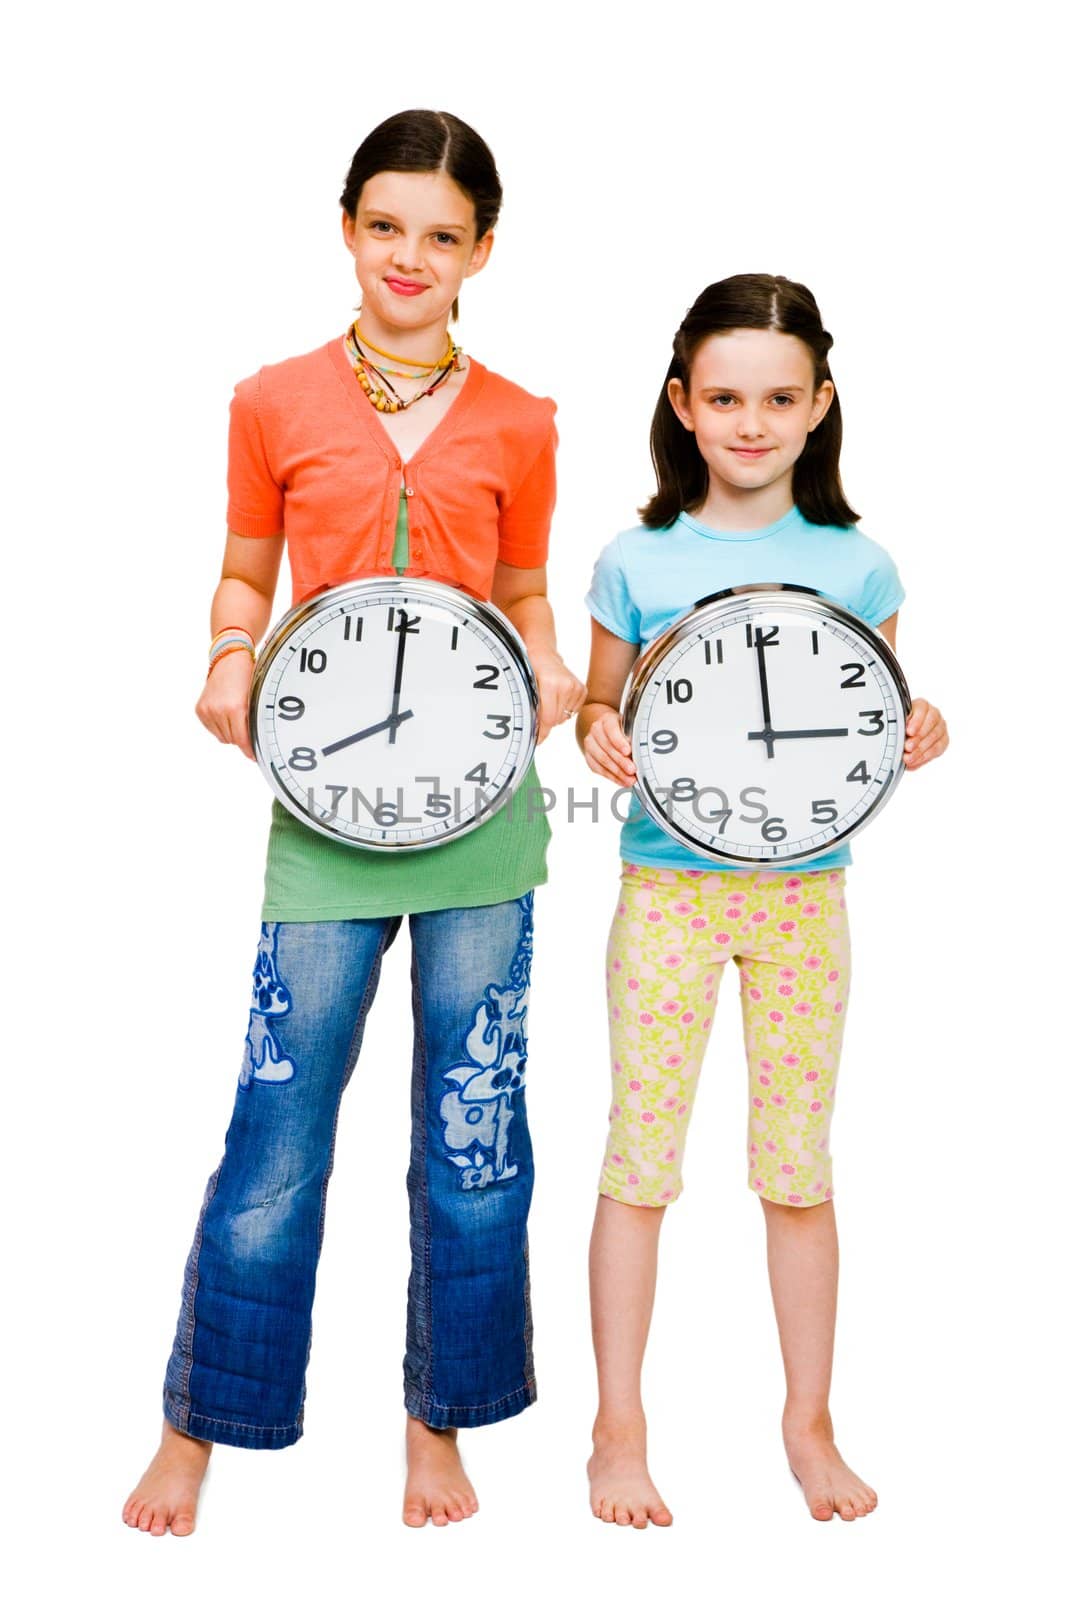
[321,709,414,757]
[751,635,776,759]
[388,612,410,745]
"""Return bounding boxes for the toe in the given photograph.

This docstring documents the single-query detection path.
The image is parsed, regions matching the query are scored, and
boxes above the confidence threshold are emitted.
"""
[811,1499,834,1521]
[171,1508,195,1537]
[137,1507,154,1532]
[615,1507,632,1527]
[631,1511,649,1529]
[430,1501,449,1527]
[650,1505,673,1527]
[403,1501,428,1527]
[149,1509,168,1536]
[839,1502,856,1521]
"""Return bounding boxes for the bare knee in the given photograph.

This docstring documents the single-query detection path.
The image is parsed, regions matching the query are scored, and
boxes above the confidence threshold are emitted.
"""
[759,1193,835,1220]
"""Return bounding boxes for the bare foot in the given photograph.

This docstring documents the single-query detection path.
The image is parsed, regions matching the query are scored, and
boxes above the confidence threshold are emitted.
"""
[783,1415,878,1522]
[403,1417,478,1527]
[588,1419,673,1528]
[122,1420,212,1536]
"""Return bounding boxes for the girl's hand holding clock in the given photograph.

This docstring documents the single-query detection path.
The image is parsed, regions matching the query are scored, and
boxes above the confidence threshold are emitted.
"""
[902,698,948,770]
[581,708,637,787]
[196,648,257,761]
[577,620,638,786]
[529,647,587,743]
[490,561,586,744]
[195,530,284,762]
[876,617,948,772]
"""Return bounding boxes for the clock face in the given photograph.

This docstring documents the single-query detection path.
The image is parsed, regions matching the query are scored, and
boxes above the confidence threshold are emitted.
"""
[624,587,911,865]
[251,579,537,850]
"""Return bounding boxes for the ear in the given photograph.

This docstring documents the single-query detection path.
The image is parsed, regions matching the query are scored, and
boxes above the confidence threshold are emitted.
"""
[341,210,358,257]
[667,376,695,432]
[465,229,495,280]
[808,379,834,432]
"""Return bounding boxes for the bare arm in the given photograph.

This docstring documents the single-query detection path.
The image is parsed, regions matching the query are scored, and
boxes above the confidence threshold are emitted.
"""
[491,562,586,743]
[196,531,286,759]
[576,619,641,786]
[877,609,949,770]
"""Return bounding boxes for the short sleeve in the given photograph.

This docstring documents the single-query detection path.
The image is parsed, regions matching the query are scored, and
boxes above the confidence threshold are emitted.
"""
[226,373,285,538]
[858,542,905,626]
[497,422,557,567]
[585,537,642,644]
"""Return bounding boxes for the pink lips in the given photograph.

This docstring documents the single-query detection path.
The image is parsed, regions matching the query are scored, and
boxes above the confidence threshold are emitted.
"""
[731,448,771,459]
[385,277,428,296]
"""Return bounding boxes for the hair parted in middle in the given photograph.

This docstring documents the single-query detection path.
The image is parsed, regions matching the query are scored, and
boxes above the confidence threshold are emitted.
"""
[641,273,860,530]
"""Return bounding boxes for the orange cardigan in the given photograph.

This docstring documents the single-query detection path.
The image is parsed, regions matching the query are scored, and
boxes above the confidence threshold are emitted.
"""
[226,338,557,606]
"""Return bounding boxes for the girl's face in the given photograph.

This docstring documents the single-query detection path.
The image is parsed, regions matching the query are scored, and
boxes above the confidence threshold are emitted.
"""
[668,328,834,495]
[342,169,493,335]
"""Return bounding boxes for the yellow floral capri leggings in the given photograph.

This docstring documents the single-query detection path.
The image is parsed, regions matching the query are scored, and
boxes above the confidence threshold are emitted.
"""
[600,862,850,1209]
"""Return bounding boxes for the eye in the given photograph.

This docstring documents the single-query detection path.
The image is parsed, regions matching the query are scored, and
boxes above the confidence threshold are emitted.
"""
[708,394,736,408]
[769,394,795,407]
[432,232,459,246]
[368,220,395,234]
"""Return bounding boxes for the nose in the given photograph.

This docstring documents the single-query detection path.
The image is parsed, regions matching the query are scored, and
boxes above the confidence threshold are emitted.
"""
[735,405,766,440]
[390,233,424,274]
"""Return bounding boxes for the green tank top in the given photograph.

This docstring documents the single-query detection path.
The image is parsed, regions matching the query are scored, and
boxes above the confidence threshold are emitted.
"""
[260,487,549,920]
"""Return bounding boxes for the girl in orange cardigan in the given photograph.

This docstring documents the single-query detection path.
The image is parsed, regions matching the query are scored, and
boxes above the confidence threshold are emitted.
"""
[124,109,584,1537]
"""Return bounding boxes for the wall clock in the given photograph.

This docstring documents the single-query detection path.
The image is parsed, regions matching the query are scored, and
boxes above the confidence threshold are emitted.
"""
[620,584,910,865]
[250,578,539,850]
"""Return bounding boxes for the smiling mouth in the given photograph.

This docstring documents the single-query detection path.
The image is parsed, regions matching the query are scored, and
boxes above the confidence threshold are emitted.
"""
[385,277,428,295]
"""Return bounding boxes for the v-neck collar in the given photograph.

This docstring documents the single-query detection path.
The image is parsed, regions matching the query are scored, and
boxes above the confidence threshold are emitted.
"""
[327,336,487,469]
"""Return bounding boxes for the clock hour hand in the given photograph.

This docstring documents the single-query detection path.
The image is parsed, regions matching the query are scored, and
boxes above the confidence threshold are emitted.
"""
[748,726,849,743]
[321,709,414,757]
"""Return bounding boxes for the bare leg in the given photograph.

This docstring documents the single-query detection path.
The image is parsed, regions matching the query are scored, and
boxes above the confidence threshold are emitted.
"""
[761,1197,877,1521]
[587,1194,673,1528]
[122,1420,212,1536]
[402,1417,479,1527]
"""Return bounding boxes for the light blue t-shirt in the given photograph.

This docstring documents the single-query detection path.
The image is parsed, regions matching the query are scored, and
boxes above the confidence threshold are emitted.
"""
[585,506,906,873]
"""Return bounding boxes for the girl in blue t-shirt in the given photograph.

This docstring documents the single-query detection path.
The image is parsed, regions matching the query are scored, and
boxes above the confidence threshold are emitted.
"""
[577,275,948,1528]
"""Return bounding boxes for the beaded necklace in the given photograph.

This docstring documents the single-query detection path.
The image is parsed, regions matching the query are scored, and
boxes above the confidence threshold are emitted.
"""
[343,320,462,413]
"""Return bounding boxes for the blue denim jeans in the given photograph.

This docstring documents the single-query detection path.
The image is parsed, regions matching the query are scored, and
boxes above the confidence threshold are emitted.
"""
[163,892,536,1448]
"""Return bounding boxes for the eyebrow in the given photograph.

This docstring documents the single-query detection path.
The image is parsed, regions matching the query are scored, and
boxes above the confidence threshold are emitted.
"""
[699,384,807,395]
[362,209,471,234]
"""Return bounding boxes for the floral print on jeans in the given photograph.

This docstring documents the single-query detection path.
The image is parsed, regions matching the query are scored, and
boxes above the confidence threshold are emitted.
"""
[600,862,851,1208]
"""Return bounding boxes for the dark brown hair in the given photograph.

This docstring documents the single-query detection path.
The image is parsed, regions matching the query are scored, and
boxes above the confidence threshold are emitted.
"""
[340,110,502,321]
[641,274,860,528]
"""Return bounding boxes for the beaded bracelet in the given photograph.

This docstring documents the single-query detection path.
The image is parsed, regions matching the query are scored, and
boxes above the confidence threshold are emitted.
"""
[210,625,253,651]
[207,641,255,676]
[209,627,255,666]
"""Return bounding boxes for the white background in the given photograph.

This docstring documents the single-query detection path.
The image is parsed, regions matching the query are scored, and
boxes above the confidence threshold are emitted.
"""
[5,1,1061,1594]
